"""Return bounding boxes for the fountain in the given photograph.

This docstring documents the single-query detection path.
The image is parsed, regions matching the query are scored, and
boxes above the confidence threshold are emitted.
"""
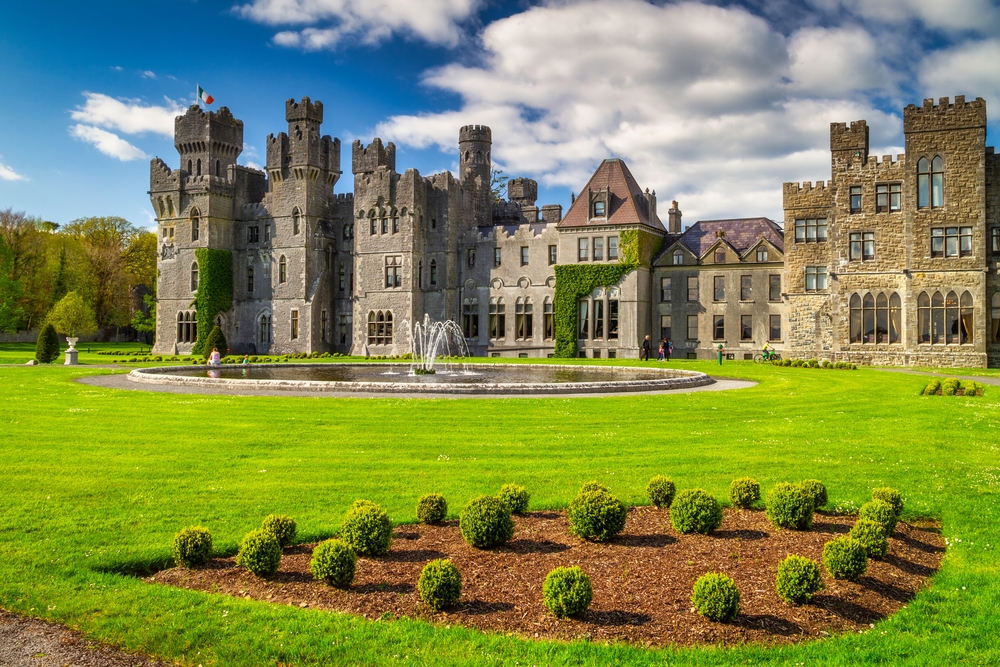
[406,315,470,374]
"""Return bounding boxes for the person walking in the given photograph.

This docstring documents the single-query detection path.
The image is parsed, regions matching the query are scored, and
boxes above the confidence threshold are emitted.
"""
[666,340,673,361]
[641,334,652,361]
[657,341,665,361]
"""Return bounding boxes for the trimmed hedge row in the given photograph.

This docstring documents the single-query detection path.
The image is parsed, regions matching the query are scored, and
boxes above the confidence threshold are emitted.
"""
[923,377,984,396]
[773,358,858,369]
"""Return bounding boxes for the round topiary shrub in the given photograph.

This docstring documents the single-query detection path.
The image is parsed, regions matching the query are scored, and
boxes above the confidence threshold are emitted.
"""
[775,554,824,605]
[35,323,61,364]
[567,489,628,542]
[173,526,213,568]
[647,475,676,508]
[202,325,229,360]
[460,495,514,548]
[849,519,889,558]
[729,477,760,509]
[670,489,723,535]
[580,480,609,494]
[341,500,393,556]
[542,566,593,618]
[871,487,904,517]
[691,572,740,623]
[858,499,898,536]
[309,539,356,588]
[418,559,463,611]
[765,483,815,530]
[236,529,282,577]
[497,483,530,515]
[416,493,448,524]
[823,536,868,580]
[261,514,296,547]
[799,479,828,509]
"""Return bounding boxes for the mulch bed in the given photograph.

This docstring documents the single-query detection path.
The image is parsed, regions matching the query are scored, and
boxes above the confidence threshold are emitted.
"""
[148,508,944,647]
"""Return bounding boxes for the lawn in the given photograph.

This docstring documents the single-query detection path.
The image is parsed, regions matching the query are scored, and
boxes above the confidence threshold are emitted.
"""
[0,359,998,666]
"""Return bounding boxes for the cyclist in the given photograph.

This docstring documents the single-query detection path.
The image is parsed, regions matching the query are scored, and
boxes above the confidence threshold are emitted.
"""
[761,340,775,361]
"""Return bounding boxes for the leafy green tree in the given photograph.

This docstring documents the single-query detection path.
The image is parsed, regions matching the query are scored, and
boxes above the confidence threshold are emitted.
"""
[62,216,142,329]
[34,323,60,363]
[490,168,508,202]
[0,239,25,332]
[46,291,97,338]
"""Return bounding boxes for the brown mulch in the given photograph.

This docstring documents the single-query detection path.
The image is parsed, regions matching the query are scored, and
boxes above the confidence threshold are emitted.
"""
[148,508,943,647]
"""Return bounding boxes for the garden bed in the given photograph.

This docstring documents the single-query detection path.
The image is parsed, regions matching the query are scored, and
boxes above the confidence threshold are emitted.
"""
[149,507,943,647]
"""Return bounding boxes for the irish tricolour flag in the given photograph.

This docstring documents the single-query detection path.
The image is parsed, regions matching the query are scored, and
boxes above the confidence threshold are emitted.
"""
[197,84,214,105]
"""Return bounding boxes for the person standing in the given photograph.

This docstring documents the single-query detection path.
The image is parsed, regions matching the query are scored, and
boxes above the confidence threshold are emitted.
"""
[657,341,665,361]
[666,340,673,361]
[641,334,652,361]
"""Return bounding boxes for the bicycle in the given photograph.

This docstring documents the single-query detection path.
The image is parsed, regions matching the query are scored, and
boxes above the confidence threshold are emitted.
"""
[753,351,782,364]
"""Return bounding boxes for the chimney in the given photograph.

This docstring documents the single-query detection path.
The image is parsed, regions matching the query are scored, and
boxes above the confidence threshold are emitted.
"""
[644,188,657,224]
[667,200,682,234]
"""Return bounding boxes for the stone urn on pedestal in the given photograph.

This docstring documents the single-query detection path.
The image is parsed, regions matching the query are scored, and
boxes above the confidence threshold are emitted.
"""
[64,338,79,366]
[45,291,97,367]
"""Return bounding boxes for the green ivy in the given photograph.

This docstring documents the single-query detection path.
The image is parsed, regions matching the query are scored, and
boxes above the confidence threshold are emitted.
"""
[619,228,664,267]
[191,248,233,356]
[553,263,634,358]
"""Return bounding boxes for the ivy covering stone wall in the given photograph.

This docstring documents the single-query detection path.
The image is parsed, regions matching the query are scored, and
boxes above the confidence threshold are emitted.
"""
[191,248,233,356]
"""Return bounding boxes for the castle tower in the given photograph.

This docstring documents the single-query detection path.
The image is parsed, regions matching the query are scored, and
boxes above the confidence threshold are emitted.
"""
[459,125,492,226]
[508,177,537,207]
[266,97,341,187]
[830,120,869,174]
[174,105,243,178]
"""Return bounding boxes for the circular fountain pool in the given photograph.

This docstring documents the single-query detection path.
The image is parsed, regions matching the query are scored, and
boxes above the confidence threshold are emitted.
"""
[127,362,712,395]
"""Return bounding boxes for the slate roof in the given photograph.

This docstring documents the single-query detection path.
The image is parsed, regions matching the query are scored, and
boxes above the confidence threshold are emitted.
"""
[666,217,784,260]
[557,158,664,231]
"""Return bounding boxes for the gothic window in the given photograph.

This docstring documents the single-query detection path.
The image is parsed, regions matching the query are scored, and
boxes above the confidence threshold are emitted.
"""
[489,297,506,340]
[608,236,619,260]
[918,156,944,208]
[196,159,201,176]
[862,293,876,343]
[673,250,684,265]
[660,277,671,302]
[769,274,781,301]
[176,311,197,343]
[756,246,768,262]
[339,265,346,291]
[741,314,752,341]
[960,291,974,343]
[418,261,423,288]
[385,255,402,288]
[290,310,299,340]
[247,266,254,294]
[804,266,827,291]
[991,293,1000,343]
[713,315,725,340]
[593,298,604,338]
[259,314,271,344]
[293,208,301,235]
[794,218,828,242]
[876,293,890,343]
[876,183,902,212]
[850,294,862,343]
[324,246,331,270]
[578,299,589,339]
[367,310,393,345]
[187,160,192,174]
[392,216,399,234]
[516,297,533,340]
[370,214,377,236]
[190,262,199,292]
[278,256,287,284]
[381,216,388,234]
[462,298,479,338]
[191,210,200,242]
[543,297,554,340]
[430,259,437,286]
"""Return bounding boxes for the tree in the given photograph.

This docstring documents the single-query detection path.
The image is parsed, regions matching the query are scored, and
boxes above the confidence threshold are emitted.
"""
[131,293,157,343]
[203,325,228,359]
[62,216,142,330]
[491,168,508,202]
[0,239,25,332]
[0,208,46,329]
[35,323,60,363]
[46,291,97,338]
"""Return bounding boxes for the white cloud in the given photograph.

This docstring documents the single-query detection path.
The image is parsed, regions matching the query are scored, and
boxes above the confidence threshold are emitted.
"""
[830,0,1000,34]
[236,0,482,49]
[375,0,906,221]
[0,156,27,181]
[70,125,148,161]
[142,70,157,79]
[920,39,1000,114]
[70,92,184,137]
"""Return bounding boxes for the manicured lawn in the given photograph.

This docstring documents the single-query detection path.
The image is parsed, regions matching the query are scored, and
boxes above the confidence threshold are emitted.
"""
[0,360,998,665]
[0,341,154,365]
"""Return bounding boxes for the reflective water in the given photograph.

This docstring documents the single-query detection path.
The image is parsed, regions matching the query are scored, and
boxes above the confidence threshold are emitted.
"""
[161,363,681,385]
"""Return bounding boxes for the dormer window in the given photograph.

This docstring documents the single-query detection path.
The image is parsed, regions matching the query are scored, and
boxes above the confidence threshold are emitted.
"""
[673,250,684,265]
[714,249,726,264]
[593,201,605,217]
[756,247,768,262]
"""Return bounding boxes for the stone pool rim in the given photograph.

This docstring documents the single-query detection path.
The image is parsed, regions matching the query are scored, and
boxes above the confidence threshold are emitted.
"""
[126,362,713,395]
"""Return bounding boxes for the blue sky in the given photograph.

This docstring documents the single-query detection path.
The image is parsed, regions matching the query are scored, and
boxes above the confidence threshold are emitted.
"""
[2,0,999,228]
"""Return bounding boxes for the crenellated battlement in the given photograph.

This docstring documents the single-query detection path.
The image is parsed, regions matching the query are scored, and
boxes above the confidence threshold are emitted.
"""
[508,177,537,207]
[285,97,323,124]
[904,95,987,134]
[352,138,395,175]
[459,125,492,144]
[906,95,985,114]
[783,180,833,194]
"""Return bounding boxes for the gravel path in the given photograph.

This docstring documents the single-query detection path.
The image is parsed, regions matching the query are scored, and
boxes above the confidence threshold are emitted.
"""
[0,611,172,667]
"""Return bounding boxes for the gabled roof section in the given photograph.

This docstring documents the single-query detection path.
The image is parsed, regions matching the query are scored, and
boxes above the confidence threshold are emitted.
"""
[669,217,784,260]
[557,158,664,231]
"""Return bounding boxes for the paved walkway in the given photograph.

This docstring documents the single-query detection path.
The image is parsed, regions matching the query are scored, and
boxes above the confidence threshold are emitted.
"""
[876,368,1000,386]
[0,611,171,667]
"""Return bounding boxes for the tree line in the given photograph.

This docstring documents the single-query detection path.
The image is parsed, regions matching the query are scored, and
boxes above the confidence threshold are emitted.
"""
[0,207,157,340]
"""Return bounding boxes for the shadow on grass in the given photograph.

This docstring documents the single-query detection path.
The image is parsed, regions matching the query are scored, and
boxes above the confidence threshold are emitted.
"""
[883,553,937,577]
[894,529,946,554]
[858,575,913,603]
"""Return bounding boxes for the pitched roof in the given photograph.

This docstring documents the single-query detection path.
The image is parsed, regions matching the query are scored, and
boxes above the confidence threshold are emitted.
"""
[557,158,664,231]
[667,217,784,260]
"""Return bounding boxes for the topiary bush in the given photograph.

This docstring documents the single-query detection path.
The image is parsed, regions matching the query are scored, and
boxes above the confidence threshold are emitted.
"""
[765,483,815,530]
[922,379,941,395]
[647,475,676,508]
[941,378,960,396]
[823,536,868,580]
[799,479,828,509]
[202,324,229,359]
[261,514,296,547]
[173,526,213,568]
[850,518,889,558]
[858,499,898,536]
[542,566,593,618]
[729,477,760,509]
[309,539,356,588]
[460,495,514,548]
[236,529,282,577]
[962,380,979,396]
[567,489,628,542]
[35,323,61,364]
[775,554,824,605]
[418,559,463,611]
[341,500,393,556]
[580,480,609,494]
[497,483,530,515]
[691,572,740,623]
[670,488,723,534]
[416,493,448,524]
[871,487,904,517]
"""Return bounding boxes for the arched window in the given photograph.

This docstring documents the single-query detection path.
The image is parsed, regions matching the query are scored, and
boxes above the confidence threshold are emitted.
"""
[961,291,973,343]
[918,156,944,208]
[578,298,589,339]
[338,265,346,291]
[932,291,945,344]
[945,290,959,344]
[247,266,254,294]
[177,310,197,343]
[216,160,221,177]
[190,209,200,242]
[918,292,930,343]
[429,259,438,286]
[862,293,875,343]
[714,248,726,264]
[187,160,192,174]
[196,159,201,176]
[190,262,199,292]
[756,246,768,262]
[876,293,888,343]
[279,256,287,284]
[489,297,505,339]
[367,310,393,345]
[543,296,554,340]
[370,212,377,236]
[462,298,479,338]
[259,314,271,344]
[991,293,1000,343]
[850,294,862,343]
[673,250,684,265]
[515,297,533,340]
[889,293,901,343]
[292,208,301,235]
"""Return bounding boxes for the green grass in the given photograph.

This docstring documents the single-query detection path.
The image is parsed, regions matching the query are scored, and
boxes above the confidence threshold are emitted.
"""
[1,360,999,665]
[0,341,153,365]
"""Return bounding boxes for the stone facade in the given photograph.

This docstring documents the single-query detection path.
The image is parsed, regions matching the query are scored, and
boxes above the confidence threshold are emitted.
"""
[151,95,1000,368]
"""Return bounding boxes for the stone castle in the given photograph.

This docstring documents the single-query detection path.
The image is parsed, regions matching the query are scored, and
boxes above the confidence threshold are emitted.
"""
[150,95,1000,367]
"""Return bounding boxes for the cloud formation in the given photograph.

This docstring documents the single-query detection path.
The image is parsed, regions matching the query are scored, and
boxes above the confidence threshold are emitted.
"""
[236,0,482,49]
[0,157,27,181]
[70,124,148,161]
[920,38,1000,114]
[68,92,185,162]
